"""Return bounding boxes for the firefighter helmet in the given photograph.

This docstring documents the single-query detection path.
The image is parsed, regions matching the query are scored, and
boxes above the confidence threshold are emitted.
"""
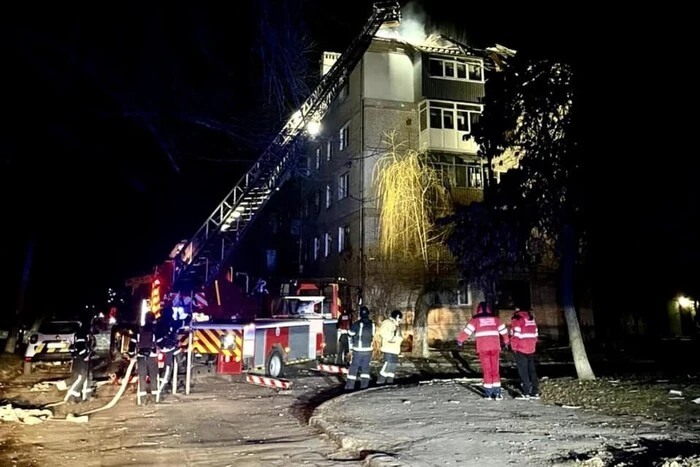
[359,306,370,320]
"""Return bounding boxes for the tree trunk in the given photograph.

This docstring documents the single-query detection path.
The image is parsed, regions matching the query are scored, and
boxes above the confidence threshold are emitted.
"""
[411,290,430,358]
[5,237,36,354]
[561,224,595,380]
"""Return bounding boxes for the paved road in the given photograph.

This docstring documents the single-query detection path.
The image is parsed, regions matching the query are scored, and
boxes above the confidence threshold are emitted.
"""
[0,367,358,467]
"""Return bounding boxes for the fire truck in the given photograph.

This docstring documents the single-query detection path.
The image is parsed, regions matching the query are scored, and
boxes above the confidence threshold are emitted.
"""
[135,2,403,381]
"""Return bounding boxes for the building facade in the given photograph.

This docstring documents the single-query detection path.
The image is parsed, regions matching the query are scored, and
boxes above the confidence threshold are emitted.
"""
[294,34,591,342]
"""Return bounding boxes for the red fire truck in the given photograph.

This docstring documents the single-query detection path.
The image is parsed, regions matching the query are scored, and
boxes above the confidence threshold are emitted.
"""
[130,3,403,384]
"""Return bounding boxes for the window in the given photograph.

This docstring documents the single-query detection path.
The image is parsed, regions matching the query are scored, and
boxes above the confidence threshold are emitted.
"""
[313,190,321,213]
[428,57,484,83]
[302,199,309,218]
[430,284,472,307]
[325,184,332,208]
[338,225,350,252]
[313,237,320,260]
[338,172,349,200]
[419,102,428,130]
[326,141,332,161]
[339,123,350,151]
[324,232,332,257]
[315,148,321,170]
[421,101,483,133]
[429,154,484,188]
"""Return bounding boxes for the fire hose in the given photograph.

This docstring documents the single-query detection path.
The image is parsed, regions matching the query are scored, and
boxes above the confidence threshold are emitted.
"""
[78,357,137,416]
[42,357,137,415]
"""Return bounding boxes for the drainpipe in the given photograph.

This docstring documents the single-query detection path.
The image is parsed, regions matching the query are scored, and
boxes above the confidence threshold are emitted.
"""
[359,57,366,306]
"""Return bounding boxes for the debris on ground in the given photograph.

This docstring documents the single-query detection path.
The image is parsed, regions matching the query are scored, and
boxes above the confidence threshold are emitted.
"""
[30,380,67,392]
[540,377,700,428]
[0,404,53,425]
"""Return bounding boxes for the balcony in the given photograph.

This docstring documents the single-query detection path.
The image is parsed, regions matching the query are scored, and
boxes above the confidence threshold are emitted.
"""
[418,100,482,154]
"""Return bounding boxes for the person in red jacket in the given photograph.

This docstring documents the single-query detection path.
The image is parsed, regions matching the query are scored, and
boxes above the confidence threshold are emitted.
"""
[510,308,540,400]
[457,302,509,400]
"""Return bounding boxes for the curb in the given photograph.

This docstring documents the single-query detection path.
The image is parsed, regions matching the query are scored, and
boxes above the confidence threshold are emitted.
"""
[309,387,409,467]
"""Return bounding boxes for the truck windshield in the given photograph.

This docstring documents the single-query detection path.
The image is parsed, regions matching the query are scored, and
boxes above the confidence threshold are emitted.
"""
[38,322,80,335]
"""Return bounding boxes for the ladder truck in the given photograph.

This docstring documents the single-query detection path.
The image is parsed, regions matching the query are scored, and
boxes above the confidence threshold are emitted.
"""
[144,2,402,382]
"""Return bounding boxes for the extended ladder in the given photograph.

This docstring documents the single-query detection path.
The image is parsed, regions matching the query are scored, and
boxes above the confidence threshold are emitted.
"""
[171,2,401,289]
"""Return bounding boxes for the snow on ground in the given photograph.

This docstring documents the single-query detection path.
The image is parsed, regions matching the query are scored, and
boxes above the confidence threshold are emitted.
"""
[312,379,700,466]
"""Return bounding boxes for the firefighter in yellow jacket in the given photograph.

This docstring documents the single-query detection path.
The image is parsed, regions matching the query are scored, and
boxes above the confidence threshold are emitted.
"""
[377,310,403,385]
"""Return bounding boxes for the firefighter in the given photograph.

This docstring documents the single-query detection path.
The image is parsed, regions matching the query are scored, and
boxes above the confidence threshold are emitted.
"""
[457,302,509,400]
[510,307,540,399]
[156,309,180,397]
[377,309,403,385]
[65,321,94,403]
[137,311,159,404]
[344,306,375,391]
[335,307,352,365]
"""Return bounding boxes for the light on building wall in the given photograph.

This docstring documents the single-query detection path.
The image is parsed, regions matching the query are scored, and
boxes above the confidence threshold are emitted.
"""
[307,120,321,137]
[677,296,692,308]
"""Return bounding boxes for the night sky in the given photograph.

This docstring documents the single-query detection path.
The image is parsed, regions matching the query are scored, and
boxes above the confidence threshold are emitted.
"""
[4,1,697,318]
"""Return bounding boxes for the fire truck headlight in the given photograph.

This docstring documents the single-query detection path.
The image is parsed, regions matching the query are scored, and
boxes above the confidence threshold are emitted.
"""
[222,334,234,349]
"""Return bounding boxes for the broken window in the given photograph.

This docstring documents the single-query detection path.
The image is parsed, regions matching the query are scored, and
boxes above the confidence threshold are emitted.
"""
[429,57,484,82]
[444,61,455,78]
[467,62,483,81]
[456,63,467,79]
[429,59,443,76]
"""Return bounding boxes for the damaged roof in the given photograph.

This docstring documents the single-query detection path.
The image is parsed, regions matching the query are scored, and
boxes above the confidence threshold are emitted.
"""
[373,32,516,71]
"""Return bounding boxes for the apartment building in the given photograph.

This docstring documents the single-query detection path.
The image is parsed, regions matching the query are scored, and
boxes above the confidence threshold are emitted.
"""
[296,34,591,341]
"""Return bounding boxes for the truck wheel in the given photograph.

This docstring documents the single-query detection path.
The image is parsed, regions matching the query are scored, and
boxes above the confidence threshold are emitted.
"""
[265,350,285,378]
[23,361,32,375]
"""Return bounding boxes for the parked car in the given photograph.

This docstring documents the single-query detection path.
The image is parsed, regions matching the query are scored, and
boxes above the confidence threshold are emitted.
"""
[23,320,81,375]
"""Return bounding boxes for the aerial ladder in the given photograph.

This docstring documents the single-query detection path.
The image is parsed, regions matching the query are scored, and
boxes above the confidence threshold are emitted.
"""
[168,2,401,291]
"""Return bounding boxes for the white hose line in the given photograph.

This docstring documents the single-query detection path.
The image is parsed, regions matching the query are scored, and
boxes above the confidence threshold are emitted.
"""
[78,357,137,416]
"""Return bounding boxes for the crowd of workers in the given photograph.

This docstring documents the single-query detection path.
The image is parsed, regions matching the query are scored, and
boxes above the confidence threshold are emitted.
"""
[340,301,540,400]
[63,298,539,404]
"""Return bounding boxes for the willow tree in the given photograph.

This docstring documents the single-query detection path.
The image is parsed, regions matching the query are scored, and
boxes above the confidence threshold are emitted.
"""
[473,57,596,380]
[373,132,453,357]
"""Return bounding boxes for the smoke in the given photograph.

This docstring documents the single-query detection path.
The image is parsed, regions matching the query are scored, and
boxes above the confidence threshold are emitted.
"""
[397,1,428,44]
[375,1,430,45]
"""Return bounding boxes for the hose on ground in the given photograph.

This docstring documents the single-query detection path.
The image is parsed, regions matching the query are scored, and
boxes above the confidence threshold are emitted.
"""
[78,357,137,416]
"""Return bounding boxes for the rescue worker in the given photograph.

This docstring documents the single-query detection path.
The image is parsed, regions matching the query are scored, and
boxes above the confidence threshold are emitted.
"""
[335,307,352,365]
[344,305,375,391]
[156,310,181,398]
[510,308,540,399]
[137,311,159,404]
[457,302,509,400]
[377,310,403,385]
[65,321,94,403]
